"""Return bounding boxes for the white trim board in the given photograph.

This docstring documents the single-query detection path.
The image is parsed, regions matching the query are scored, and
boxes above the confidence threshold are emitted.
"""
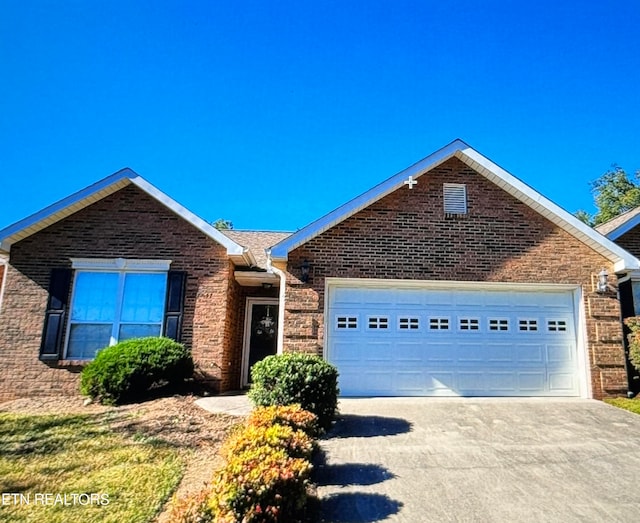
[0,168,253,265]
[270,140,640,272]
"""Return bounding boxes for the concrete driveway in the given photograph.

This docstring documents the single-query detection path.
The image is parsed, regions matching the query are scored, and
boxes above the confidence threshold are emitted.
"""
[315,398,640,522]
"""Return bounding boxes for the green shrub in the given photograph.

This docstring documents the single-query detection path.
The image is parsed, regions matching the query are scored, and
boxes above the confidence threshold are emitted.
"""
[209,444,311,523]
[248,354,339,432]
[625,316,640,372]
[80,337,194,404]
[247,404,320,438]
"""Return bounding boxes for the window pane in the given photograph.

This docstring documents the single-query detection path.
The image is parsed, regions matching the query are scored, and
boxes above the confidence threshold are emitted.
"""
[120,273,167,323]
[71,272,118,321]
[119,324,162,341]
[67,324,112,359]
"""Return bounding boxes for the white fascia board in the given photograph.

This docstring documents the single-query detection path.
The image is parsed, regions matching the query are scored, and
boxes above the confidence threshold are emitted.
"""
[0,168,248,261]
[0,169,132,251]
[604,215,640,241]
[458,146,640,271]
[128,176,246,257]
[270,139,467,260]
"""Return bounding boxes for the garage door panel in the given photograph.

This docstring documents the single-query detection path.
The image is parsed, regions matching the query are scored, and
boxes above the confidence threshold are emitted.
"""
[547,344,574,364]
[458,343,486,363]
[328,283,581,397]
[394,342,423,363]
[425,343,455,362]
[485,344,515,363]
[518,372,546,391]
[360,371,394,394]
[486,372,517,392]
[548,373,576,392]
[363,342,393,364]
[426,372,457,393]
[457,372,486,391]
[515,344,545,363]
[395,371,424,393]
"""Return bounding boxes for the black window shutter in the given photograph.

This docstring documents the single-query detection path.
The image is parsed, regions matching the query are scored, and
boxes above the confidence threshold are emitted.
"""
[163,271,186,342]
[39,268,72,361]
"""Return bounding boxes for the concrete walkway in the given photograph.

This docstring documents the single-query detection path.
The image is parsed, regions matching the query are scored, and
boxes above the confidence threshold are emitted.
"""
[316,397,640,523]
[195,392,252,416]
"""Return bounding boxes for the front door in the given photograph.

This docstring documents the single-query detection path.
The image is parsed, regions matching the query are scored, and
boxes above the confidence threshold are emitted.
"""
[242,298,279,387]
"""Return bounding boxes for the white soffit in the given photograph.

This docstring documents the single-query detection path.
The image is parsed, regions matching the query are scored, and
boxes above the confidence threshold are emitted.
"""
[0,168,250,262]
[270,140,640,272]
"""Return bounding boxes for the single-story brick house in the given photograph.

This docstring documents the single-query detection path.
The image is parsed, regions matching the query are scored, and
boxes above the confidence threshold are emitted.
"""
[1,139,639,401]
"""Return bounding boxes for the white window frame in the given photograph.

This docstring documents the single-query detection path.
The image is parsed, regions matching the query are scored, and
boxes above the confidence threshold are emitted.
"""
[518,318,539,332]
[64,258,171,359]
[367,316,389,330]
[336,315,358,330]
[428,316,450,331]
[398,316,420,331]
[488,318,510,332]
[458,317,480,332]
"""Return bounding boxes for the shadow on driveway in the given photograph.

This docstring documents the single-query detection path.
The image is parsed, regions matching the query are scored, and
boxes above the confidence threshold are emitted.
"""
[315,413,410,522]
[320,492,403,523]
[327,414,412,438]
[315,462,396,487]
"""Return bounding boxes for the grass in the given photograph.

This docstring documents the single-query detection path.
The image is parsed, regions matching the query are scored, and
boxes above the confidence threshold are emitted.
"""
[0,411,183,523]
[604,397,640,415]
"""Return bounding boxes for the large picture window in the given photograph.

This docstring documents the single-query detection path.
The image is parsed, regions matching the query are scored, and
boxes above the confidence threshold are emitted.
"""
[66,259,169,359]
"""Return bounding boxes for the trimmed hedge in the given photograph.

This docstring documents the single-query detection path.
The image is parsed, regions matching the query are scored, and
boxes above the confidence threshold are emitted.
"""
[247,404,320,438]
[208,405,317,522]
[248,354,339,431]
[169,405,319,522]
[80,337,194,405]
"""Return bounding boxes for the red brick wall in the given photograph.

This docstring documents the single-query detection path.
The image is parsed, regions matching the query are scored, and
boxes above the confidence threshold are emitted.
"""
[0,185,235,401]
[614,227,640,258]
[285,157,625,399]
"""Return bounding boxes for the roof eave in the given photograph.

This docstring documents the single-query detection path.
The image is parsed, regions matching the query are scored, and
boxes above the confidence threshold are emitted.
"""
[0,169,248,261]
[270,139,467,259]
[271,140,640,271]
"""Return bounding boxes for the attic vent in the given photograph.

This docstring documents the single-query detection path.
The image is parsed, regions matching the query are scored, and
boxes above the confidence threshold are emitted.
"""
[443,183,467,215]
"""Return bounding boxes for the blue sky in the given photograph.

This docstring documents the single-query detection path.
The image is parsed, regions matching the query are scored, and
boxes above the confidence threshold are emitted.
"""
[1,0,639,232]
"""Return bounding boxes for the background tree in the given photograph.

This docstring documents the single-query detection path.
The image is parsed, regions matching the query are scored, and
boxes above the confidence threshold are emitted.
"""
[212,218,233,230]
[575,165,640,226]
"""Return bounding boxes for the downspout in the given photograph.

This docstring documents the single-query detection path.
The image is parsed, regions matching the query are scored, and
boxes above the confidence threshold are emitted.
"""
[0,255,7,315]
[266,249,286,354]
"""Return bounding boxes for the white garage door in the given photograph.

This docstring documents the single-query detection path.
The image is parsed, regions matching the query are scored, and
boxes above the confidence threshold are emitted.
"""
[327,281,581,397]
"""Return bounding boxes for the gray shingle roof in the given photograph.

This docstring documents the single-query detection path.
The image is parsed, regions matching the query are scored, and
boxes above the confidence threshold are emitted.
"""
[595,206,640,236]
[222,230,292,269]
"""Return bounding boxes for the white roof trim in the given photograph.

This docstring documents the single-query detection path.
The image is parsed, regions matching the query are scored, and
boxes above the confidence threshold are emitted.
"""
[600,214,640,241]
[0,168,248,260]
[71,257,172,271]
[270,140,640,271]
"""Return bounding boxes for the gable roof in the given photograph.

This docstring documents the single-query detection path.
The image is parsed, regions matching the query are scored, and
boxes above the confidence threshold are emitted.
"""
[0,168,255,266]
[270,139,640,272]
[595,206,640,239]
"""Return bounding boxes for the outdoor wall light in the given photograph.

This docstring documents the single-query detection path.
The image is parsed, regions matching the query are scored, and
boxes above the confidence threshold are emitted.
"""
[597,268,609,293]
[300,260,310,283]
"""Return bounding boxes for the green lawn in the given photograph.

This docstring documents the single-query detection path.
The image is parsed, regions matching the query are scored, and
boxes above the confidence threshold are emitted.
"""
[604,397,640,415]
[0,411,183,523]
